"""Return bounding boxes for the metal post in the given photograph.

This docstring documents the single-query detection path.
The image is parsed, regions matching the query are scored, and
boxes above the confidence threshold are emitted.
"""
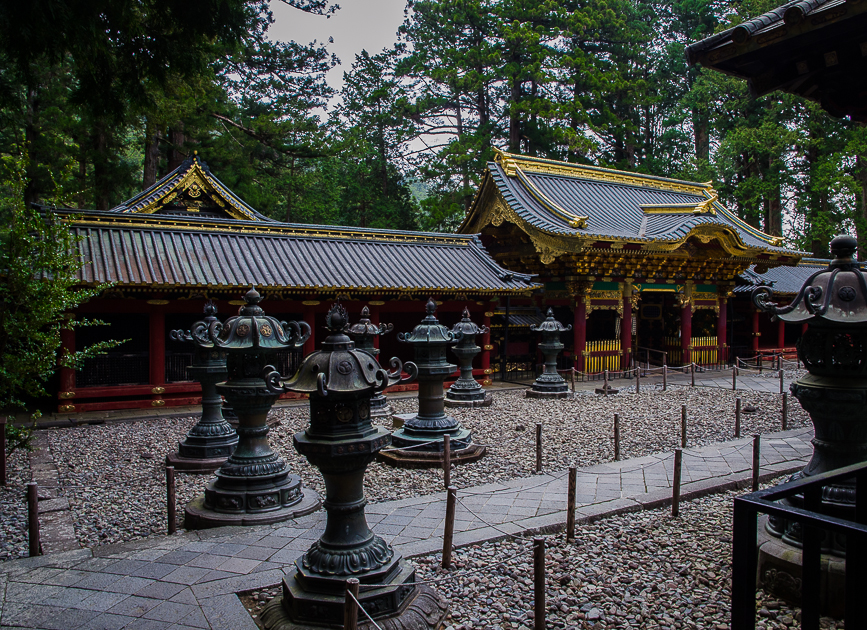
[733,365,737,391]
[27,481,40,557]
[735,397,742,438]
[691,361,695,387]
[758,353,763,375]
[344,578,360,630]
[752,435,761,492]
[663,365,667,391]
[166,465,176,535]
[731,499,759,630]
[681,405,687,448]
[570,368,575,393]
[566,467,576,542]
[0,416,6,486]
[533,537,545,630]
[779,368,784,395]
[535,423,543,473]
[603,369,608,396]
[614,413,621,461]
[672,449,682,518]
[442,486,456,569]
[782,393,788,431]
[443,434,451,489]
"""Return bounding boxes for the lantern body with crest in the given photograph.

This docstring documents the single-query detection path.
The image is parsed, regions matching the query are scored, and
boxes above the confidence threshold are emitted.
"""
[184,289,321,529]
[259,304,448,630]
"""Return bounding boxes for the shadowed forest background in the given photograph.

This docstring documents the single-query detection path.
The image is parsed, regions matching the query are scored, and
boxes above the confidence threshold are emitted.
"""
[2,0,866,257]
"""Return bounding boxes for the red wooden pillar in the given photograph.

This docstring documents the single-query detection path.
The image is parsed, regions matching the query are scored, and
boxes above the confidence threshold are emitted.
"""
[717,297,727,365]
[574,299,587,372]
[681,303,692,366]
[751,308,760,352]
[58,317,76,411]
[481,305,492,385]
[621,287,632,370]
[303,304,316,356]
[777,319,785,349]
[149,308,166,406]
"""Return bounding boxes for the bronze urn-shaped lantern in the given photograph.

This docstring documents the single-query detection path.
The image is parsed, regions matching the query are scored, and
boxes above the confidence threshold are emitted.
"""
[753,235,867,613]
[444,307,492,408]
[184,288,321,529]
[167,301,238,472]
[260,304,448,629]
[347,305,395,419]
[380,298,487,467]
[527,308,572,399]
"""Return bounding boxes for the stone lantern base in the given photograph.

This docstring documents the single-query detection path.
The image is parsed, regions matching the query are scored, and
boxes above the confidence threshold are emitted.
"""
[261,564,448,630]
[526,379,572,399]
[756,516,845,617]
[184,476,320,529]
[165,452,231,474]
[370,392,393,419]
[378,419,486,468]
[444,393,492,408]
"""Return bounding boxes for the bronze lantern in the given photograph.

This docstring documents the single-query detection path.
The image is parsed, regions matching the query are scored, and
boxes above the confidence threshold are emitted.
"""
[184,288,320,529]
[260,304,448,629]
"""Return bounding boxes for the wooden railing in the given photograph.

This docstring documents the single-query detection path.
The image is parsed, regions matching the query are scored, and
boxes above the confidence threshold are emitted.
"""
[665,335,718,366]
[585,339,621,373]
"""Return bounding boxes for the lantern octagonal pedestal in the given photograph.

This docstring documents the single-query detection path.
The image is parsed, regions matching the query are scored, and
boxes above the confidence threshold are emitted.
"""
[379,298,486,468]
[166,301,238,473]
[184,289,321,529]
[260,304,448,630]
[445,307,492,408]
[526,308,572,399]
[752,235,867,615]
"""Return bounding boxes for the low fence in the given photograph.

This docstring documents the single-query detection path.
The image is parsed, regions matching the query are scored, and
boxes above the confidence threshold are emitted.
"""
[584,339,621,373]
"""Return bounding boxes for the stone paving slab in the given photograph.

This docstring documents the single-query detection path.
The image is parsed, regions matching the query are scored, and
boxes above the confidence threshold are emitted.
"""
[1,422,812,630]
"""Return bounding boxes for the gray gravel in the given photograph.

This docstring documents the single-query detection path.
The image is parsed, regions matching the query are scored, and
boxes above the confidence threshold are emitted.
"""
[413,483,842,630]
[0,449,31,561]
[2,384,808,553]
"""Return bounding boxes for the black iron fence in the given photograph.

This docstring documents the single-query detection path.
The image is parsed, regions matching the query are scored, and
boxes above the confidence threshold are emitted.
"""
[166,353,194,383]
[76,354,149,388]
[732,462,867,629]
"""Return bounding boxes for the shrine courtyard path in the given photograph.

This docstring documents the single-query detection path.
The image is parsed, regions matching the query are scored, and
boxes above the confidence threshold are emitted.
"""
[1,371,810,630]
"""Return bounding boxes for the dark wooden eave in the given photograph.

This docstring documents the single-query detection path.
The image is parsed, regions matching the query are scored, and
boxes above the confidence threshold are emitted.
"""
[685,0,867,123]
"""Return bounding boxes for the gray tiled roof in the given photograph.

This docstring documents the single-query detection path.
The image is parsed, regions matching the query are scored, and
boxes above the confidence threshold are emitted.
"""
[62,211,537,294]
[488,162,797,254]
[736,260,829,295]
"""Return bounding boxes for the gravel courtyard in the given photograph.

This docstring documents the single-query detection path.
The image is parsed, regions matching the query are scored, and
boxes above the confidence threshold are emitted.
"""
[1,383,807,560]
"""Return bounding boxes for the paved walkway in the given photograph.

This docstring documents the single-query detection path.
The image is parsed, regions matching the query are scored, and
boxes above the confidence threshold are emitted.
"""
[0,420,812,630]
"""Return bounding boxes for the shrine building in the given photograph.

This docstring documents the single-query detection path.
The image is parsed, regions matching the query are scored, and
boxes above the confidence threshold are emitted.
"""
[459,150,804,374]
[52,154,539,414]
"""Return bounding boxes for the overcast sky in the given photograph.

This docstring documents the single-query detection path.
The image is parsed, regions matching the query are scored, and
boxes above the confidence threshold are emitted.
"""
[269,0,409,101]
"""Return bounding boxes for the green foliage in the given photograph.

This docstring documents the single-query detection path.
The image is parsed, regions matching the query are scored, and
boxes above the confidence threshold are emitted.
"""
[4,421,34,458]
[0,156,123,415]
[0,0,864,254]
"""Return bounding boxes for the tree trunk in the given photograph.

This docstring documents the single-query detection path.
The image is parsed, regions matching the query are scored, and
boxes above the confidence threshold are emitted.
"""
[693,107,709,163]
[766,154,782,237]
[167,122,185,171]
[143,120,161,188]
[23,86,38,209]
[509,73,522,153]
[856,153,867,259]
[92,122,110,211]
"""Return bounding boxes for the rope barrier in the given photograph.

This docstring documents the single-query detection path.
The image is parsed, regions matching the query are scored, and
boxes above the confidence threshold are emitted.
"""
[346,590,385,630]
